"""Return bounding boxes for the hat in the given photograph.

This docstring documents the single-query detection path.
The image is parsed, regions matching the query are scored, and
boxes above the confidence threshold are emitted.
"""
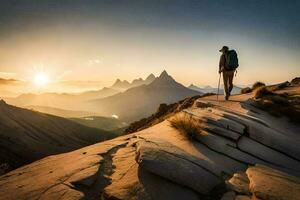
[219,46,229,52]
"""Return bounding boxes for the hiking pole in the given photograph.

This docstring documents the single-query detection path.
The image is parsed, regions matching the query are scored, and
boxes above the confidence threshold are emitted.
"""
[217,73,221,101]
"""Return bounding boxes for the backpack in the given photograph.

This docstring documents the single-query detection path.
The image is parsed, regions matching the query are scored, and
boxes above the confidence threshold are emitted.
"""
[226,50,239,70]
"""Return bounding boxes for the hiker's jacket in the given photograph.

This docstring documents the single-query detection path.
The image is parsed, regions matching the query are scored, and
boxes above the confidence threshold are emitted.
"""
[219,53,227,71]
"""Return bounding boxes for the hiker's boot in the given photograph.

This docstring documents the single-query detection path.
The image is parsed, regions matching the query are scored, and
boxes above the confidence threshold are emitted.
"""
[225,94,229,101]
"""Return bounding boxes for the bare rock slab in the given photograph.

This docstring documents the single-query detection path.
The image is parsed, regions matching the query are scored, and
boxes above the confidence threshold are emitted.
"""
[247,164,300,200]
[136,140,222,194]
[226,171,250,195]
[235,195,251,200]
[221,191,236,200]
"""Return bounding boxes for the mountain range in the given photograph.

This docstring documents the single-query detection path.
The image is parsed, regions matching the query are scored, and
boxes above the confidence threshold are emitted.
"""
[111,73,156,90]
[88,71,202,122]
[5,71,201,122]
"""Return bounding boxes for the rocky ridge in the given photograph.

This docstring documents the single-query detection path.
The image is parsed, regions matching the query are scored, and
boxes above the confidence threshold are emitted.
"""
[0,85,299,200]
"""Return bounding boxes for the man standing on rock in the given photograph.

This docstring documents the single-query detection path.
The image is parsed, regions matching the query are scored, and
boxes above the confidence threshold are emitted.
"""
[219,46,239,100]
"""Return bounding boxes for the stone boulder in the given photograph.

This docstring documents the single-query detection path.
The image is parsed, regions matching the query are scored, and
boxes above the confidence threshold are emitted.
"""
[136,140,222,194]
[226,171,250,195]
[247,165,300,200]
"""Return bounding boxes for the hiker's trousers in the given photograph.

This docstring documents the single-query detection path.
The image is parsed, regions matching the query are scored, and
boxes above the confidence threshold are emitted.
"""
[223,70,235,96]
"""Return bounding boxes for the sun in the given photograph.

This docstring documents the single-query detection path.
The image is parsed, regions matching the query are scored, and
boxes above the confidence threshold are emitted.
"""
[34,72,49,87]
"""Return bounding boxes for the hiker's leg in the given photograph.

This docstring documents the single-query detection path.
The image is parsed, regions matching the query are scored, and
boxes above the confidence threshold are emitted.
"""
[228,70,234,94]
[222,71,229,98]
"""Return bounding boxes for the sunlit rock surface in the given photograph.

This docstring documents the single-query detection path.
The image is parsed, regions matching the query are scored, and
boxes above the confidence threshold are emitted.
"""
[0,85,299,200]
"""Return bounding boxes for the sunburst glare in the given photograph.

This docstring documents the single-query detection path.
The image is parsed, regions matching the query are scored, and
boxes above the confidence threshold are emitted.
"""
[34,72,49,87]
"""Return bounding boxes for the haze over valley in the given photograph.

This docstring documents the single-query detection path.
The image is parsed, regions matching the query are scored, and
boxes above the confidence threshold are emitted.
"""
[4,71,202,122]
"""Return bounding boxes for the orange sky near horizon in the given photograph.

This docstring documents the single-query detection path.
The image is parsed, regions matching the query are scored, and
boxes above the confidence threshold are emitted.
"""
[0,27,298,94]
[0,1,299,95]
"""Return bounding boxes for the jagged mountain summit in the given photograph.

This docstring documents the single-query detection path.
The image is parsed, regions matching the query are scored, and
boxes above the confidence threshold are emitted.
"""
[150,70,182,87]
[145,73,156,83]
[1,83,299,200]
[111,73,157,90]
[89,71,202,122]
[0,100,114,175]
[111,79,131,90]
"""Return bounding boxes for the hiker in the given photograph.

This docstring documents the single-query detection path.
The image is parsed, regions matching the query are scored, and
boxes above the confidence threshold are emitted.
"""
[219,46,239,100]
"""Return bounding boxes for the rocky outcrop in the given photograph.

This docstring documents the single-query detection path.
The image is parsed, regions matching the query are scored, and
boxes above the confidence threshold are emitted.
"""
[226,172,250,195]
[224,164,300,200]
[291,77,300,85]
[0,85,300,200]
[136,140,222,194]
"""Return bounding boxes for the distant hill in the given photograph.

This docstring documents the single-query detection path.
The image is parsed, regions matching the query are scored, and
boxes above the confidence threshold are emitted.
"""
[25,105,100,118]
[110,79,131,90]
[70,116,127,132]
[111,73,156,91]
[76,87,119,100]
[0,100,115,175]
[189,84,242,94]
[4,87,119,111]
[89,71,202,122]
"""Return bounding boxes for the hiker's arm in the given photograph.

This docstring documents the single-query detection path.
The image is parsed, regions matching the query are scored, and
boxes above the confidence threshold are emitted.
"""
[219,55,225,73]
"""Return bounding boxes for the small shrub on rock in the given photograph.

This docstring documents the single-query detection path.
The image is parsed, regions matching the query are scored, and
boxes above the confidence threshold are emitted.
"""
[291,77,300,85]
[169,113,206,140]
[269,81,290,91]
[253,87,300,123]
[241,87,252,94]
[253,86,273,99]
[252,82,266,90]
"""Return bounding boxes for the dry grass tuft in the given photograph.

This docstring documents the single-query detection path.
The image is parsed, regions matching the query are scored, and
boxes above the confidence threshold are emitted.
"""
[269,81,290,91]
[252,86,300,123]
[240,87,252,94]
[169,113,206,140]
[252,81,266,90]
[253,86,273,99]
[291,77,300,85]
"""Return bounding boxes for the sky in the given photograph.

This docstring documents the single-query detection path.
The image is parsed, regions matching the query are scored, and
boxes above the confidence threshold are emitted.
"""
[0,0,299,95]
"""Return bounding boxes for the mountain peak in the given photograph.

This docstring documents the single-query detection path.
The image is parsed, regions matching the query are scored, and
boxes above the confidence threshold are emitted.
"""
[112,79,130,88]
[145,73,156,84]
[149,70,183,88]
[146,73,155,80]
[159,70,169,78]
[113,79,122,85]
[157,70,174,82]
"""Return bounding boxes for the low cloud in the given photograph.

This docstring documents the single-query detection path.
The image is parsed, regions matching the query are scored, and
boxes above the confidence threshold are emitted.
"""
[87,58,103,66]
[57,80,103,87]
[0,78,20,85]
[0,72,16,79]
